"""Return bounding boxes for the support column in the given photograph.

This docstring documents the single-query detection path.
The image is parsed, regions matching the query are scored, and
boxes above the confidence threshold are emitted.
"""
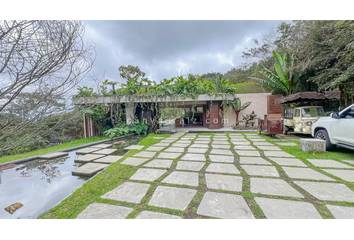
[125,102,135,125]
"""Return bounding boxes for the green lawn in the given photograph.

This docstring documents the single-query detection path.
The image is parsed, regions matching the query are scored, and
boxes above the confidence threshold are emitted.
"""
[0,137,109,165]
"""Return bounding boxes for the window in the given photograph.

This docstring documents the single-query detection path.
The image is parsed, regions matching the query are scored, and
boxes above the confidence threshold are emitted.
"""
[340,106,354,119]
[294,109,300,118]
[301,108,325,117]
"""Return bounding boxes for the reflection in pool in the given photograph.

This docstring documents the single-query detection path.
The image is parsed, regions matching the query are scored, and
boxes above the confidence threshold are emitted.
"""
[0,135,145,219]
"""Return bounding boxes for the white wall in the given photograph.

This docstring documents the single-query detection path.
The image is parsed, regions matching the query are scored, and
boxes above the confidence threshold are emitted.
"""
[223,93,271,127]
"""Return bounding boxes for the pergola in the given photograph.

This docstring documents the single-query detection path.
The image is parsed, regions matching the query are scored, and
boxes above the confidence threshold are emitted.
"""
[73,94,235,137]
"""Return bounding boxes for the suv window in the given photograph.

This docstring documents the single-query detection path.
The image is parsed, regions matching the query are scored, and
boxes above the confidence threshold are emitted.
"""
[294,109,300,118]
[340,106,354,119]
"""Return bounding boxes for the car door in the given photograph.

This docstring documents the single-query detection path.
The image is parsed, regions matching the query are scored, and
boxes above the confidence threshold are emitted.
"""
[331,105,354,145]
[293,109,302,132]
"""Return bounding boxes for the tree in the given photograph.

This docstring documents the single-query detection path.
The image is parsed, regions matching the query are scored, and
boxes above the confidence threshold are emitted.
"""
[229,98,251,126]
[250,51,298,96]
[118,65,146,81]
[0,20,95,152]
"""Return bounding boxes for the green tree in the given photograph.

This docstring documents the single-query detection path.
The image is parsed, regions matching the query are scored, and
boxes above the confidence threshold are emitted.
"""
[118,65,146,81]
[250,51,298,95]
[229,98,251,126]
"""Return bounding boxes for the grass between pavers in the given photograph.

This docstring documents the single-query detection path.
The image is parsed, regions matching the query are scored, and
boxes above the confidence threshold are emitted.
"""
[0,137,109,165]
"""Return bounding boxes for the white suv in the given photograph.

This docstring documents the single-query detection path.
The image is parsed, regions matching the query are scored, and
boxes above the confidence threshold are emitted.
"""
[312,104,354,150]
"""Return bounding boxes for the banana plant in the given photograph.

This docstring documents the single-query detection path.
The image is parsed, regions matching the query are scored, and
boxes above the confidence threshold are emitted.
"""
[250,51,298,95]
[229,98,251,126]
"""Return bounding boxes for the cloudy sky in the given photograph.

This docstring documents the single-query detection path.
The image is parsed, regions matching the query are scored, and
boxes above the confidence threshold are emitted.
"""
[82,20,283,87]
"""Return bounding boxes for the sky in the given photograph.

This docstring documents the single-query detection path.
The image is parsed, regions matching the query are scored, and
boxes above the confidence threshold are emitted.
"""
[82,20,283,87]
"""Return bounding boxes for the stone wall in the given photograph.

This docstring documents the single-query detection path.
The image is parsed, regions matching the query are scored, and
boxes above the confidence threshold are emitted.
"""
[223,92,271,127]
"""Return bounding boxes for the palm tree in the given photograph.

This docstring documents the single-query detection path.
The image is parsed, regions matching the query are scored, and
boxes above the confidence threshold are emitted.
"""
[250,51,298,96]
[229,98,251,126]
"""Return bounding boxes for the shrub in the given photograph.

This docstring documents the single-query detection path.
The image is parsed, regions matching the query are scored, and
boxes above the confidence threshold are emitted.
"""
[103,123,149,138]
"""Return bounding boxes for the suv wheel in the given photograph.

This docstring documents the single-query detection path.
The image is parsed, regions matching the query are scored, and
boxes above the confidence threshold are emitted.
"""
[315,129,333,150]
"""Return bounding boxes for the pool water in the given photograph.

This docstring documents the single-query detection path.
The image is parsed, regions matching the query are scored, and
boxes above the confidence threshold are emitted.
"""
[0,135,145,219]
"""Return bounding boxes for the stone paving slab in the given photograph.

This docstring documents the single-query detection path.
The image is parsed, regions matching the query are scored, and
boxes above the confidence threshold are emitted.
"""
[242,165,279,177]
[92,149,118,155]
[198,135,212,138]
[76,147,100,154]
[322,169,354,182]
[235,151,261,157]
[154,143,170,147]
[76,203,133,219]
[175,140,192,144]
[157,152,182,159]
[212,144,231,149]
[197,192,254,219]
[130,168,167,182]
[74,154,105,163]
[176,161,205,171]
[134,151,157,158]
[161,139,176,143]
[282,167,335,181]
[268,157,307,167]
[307,159,354,169]
[239,157,271,165]
[194,140,211,144]
[251,178,304,198]
[212,138,228,140]
[253,142,275,146]
[294,181,354,202]
[211,141,230,145]
[205,174,243,191]
[146,146,165,151]
[38,152,69,159]
[256,146,282,151]
[234,146,257,150]
[101,182,151,203]
[181,153,206,161]
[255,197,322,219]
[162,171,199,186]
[93,155,123,164]
[209,155,234,163]
[121,157,150,166]
[148,186,197,210]
[153,137,165,139]
[232,142,251,145]
[229,136,245,139]
[172,143,190,148]
[135,210,182,219]
[91,144,112,149]
[206,163,240,174]
[72,163,110,177]
[124,145,144,150]
[263,151,295,158]
[250,139,266,142]
[210,149,233,155]
[230,138,248,141]
[326,205,354,219]
[276,142,297,146]
[143,159,173,169]
[164,147,185,153]
[190,144,209,148]
[246,136,264,139]
[187,148,208,153]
